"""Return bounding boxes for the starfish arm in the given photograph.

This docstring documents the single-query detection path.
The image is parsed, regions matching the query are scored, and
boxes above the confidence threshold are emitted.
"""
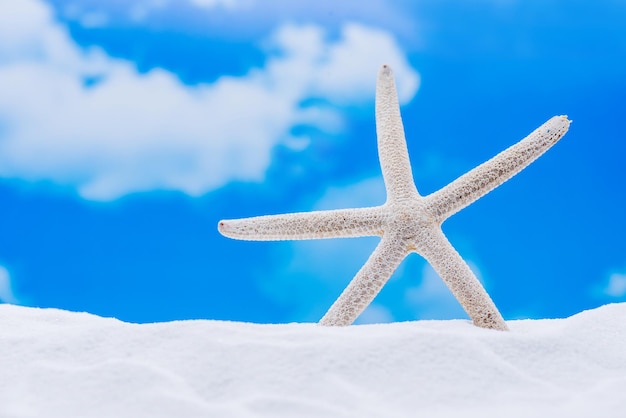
[218,207,385,241]
[319,235,408,326]
[376,65,419,201]
[426,115,571,223]
[419,227,508,330]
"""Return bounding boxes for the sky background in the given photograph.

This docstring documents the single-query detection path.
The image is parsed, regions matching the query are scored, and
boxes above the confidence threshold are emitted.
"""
[0,0,625,324]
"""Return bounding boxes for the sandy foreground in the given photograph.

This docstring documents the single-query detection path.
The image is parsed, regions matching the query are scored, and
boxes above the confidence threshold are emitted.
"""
[1,303,625,417]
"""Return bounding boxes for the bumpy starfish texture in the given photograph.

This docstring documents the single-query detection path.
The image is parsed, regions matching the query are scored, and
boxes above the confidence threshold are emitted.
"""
[219,65,570,330]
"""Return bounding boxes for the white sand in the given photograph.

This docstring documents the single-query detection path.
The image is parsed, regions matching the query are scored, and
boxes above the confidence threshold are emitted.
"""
[1,303,625,417]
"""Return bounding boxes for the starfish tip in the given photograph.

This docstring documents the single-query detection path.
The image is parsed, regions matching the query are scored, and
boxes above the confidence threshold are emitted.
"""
[217,220,231,236]
[379,64,393,77]
[556,114,571,123]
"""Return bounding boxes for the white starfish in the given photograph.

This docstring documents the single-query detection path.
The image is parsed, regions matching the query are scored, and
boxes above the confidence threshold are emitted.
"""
[218,65,571,330]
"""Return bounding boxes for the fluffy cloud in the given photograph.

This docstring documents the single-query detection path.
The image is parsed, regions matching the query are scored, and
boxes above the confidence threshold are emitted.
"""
[188,0,243,9]
[0,265,18,304]
[404,263,470,320]
[603,272,626,299]
[0,0,418,200]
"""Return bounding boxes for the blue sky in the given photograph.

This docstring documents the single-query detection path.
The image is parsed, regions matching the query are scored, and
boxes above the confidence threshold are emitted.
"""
[0,0,625,324]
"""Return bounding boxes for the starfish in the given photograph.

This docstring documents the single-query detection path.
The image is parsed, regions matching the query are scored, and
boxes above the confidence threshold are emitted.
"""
[218,65,571,330]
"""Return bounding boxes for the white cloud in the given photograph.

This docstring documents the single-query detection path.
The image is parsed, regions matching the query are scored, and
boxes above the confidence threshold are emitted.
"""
[355,303,394,324]
[0,0,419,200]
[603,273,626,299]
[303,23,419,105]
[188,0,244,9]
[0,265,18,304]
[314,176,387,210]
[128,0,170,22]
[404,263,469,320]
